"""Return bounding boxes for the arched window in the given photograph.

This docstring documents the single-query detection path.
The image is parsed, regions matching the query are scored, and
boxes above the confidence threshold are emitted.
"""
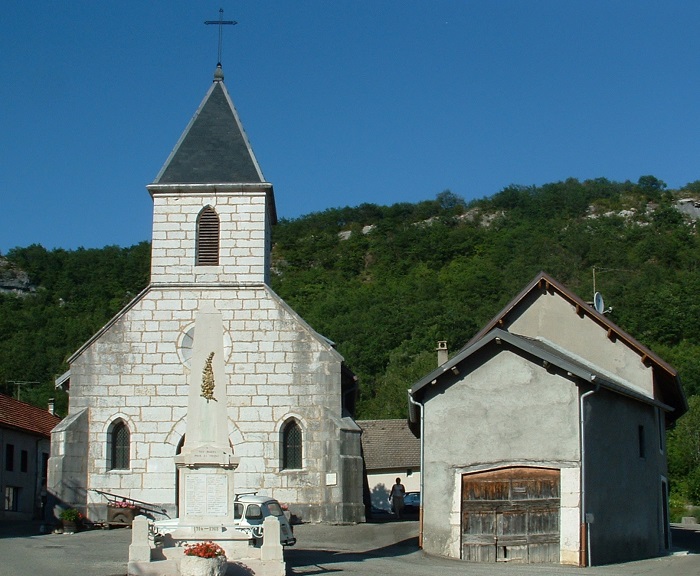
[196,206,220,266]
[282,420,302,470]
[109,420,130,470]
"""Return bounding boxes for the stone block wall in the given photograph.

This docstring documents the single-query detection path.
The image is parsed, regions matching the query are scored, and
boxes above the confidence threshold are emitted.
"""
[150,188,270,286]
[61,285,363,523]
[48,408,89,515]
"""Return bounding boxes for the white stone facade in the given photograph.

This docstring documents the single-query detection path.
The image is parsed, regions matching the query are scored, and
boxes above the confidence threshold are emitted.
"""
[51,283,363,523]
[149,185,273,286]
[48,74,364,525]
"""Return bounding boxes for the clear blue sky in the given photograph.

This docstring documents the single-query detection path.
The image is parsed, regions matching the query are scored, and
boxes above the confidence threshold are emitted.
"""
[2,1,699,253]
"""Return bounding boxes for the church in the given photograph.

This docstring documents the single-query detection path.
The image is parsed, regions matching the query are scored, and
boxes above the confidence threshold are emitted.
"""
[48,63,365,525]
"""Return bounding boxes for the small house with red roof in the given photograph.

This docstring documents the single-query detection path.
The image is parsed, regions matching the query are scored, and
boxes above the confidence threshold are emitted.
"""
[0,394,61,521]
[408,272,687,566]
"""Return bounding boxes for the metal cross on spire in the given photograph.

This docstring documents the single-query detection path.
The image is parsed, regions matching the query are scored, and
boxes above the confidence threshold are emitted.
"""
[204,8,238,66]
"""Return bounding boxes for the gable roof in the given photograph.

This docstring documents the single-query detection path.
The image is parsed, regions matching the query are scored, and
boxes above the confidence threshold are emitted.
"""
[60,284,350,386]
[358,419,420,470]
[0,394,61,438]
[408,328,676,434]
[408,272,687,429]
[468,272,677,375]
[153,69,266,186]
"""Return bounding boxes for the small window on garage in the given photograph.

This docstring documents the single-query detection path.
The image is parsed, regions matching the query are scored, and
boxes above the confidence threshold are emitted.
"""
[656,408,665,453]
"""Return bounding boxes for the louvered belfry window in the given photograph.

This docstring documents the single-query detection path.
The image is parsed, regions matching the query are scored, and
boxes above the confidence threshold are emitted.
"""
[196,206,220,266]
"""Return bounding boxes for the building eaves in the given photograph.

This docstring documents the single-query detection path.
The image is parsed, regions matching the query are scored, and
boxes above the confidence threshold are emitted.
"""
[461,271,686,418]
[469,272,678,379]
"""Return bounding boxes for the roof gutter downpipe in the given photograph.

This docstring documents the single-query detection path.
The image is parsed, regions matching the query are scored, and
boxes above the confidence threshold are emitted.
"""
[580,378,599,567]
[408,392,424,547]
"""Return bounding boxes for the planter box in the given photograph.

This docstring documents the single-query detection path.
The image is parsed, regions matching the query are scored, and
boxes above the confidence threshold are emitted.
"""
[107,505,138,528]
[180,555,227,576]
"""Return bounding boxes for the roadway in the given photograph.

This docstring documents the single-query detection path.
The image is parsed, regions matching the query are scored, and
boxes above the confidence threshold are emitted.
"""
[0,519,698,576]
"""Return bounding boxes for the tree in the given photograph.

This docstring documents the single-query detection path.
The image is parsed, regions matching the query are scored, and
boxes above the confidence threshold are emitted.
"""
[668,396,700,503]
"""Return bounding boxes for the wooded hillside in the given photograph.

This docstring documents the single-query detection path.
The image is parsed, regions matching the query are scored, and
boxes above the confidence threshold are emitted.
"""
[2,175,699,504]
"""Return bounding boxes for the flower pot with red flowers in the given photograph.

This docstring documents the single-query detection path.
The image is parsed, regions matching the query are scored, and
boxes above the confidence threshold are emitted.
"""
[180,541,227,576]
[59,508,84,533]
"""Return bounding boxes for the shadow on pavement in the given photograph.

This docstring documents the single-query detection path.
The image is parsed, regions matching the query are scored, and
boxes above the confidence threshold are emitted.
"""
[286,535,419,572]
[671,525,700,554]
[0,521,51,539]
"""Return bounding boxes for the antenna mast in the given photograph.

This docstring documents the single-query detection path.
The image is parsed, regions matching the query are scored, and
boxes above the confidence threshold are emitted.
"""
[5,381,39,401]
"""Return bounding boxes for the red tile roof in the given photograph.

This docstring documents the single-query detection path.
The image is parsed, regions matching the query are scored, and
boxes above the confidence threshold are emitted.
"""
[0,394,61,438]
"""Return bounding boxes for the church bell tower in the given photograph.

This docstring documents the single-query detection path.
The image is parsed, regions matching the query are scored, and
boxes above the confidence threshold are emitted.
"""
[146,64,277,287]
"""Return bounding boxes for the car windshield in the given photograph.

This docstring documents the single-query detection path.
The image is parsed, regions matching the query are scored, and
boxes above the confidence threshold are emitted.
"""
[266,501,284,516]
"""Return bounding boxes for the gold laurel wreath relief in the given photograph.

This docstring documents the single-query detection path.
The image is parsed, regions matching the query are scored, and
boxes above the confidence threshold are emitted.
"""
[201,352,217,402]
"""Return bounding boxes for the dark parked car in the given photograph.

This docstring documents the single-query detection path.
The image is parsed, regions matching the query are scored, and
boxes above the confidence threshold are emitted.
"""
[403,491,420,514]
[370,505,391,519]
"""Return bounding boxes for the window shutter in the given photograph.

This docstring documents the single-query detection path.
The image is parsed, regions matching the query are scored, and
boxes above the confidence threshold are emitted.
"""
[196,207,220,266]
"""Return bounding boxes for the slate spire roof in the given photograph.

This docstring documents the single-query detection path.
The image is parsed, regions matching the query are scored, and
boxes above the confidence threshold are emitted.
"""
[153,64,266,185]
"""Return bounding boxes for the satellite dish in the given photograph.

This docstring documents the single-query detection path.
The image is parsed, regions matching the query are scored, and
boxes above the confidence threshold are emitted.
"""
[593,292,605,314]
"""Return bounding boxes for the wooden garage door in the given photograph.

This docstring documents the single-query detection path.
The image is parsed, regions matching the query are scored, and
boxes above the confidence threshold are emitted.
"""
[461,467,560,563]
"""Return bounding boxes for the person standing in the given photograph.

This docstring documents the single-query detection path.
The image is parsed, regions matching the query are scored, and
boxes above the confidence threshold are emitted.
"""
[389,477,406,519]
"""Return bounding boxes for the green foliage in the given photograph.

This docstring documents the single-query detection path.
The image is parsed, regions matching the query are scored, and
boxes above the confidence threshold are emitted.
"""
[2,182,700,501]
[669,491,688,523]
[0,242,150,416]
[668,396,700,504]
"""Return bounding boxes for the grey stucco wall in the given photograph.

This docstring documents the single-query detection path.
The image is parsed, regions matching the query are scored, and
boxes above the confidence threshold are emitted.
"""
[583,388,668,564]
[421,347,580,558]
[507,291,654,397]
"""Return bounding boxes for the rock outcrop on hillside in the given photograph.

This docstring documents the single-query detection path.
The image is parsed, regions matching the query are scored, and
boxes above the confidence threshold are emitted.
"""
[0,257,34,295]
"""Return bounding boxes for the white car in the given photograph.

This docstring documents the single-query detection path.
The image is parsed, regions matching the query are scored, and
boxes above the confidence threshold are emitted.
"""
[234,494,296,546]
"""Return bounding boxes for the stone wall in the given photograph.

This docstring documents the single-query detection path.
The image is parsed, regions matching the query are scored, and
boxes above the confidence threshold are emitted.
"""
[149,186,272,286]
[57,285,364,523]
